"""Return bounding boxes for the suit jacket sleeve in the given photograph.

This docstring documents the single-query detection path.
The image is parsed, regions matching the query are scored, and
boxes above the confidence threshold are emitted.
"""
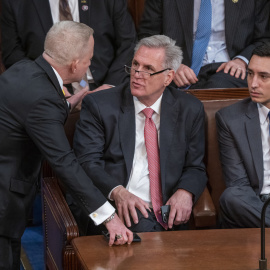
[102,0,137,86]
[1,0,28,68]
[138,0,163,40]
[25,95,108,214]
[174,101,207,203]
[237,0,270,60]
[73,94,123,197]
[216,110,251,187]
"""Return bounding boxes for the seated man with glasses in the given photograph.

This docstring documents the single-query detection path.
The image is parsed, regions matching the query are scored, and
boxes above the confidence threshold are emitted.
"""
[73,35,208,234]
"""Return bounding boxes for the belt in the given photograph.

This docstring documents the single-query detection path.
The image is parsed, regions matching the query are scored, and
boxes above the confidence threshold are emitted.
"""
[260,194,270,202]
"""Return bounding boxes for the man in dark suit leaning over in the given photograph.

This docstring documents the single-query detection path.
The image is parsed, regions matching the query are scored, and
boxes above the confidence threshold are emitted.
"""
[73,35,208,233]
[216,43,270,228]
[138,0,270,89]
[0,21,133,270]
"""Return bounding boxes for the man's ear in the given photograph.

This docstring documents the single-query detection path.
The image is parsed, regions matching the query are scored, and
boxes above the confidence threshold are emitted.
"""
[164,70,175,86]
[70,59,79,73]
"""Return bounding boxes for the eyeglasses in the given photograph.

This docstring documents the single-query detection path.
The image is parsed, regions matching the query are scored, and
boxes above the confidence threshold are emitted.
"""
[124,65,171,79]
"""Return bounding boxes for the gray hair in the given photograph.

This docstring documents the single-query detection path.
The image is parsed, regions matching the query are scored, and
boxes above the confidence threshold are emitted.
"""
[44,21,94,66]
[134,35,183,72]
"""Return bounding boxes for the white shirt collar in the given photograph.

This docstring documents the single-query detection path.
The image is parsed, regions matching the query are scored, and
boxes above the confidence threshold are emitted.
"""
[133,94,163,115]
[51,66,64,91]
[257,103,270,125]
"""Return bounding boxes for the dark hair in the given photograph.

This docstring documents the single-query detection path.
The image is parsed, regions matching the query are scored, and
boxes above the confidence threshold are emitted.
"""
[251,42,270,58]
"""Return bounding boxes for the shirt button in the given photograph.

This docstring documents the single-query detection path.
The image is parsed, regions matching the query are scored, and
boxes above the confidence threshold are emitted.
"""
[208,46,212,51]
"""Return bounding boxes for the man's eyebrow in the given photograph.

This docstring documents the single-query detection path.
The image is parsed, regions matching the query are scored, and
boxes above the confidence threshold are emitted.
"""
[247,68,270,75]
[132,60,156,70]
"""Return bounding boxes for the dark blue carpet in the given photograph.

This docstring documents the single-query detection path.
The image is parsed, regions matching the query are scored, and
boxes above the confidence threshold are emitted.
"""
[20,193,44,269]
[20,226,44,270]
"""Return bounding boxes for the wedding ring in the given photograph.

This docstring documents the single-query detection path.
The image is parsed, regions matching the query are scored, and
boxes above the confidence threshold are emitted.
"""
[237,67,242,70]
[116,234,122,240]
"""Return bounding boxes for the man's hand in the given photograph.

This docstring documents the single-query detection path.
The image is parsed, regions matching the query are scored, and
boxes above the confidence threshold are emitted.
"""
[166,189,193,229]
[216,58,247,80]
[111,186,150,227]
[105,213,134,246]
[66,85,89,112]
[90,84,113,93]
[173,64,198,87]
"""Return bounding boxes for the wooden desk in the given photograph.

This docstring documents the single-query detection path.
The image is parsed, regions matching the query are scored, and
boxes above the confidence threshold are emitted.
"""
[71,228,269,270]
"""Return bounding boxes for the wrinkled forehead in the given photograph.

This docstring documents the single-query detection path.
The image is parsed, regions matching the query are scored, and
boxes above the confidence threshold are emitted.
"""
[133,46,166,68]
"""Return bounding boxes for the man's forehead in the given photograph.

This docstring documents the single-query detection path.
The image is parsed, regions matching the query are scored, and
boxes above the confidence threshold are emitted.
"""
[249,55,270,69]
[133,46,165,65]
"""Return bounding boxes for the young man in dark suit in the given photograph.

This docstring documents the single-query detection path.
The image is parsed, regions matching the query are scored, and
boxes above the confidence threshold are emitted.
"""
[138,0,270,89]
[216,43,270,228]
[0,21,133,270]
[73,35,208,233]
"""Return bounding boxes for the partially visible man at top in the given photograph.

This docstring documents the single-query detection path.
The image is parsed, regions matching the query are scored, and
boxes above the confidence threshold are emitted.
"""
[138,0,270,89]
[0,21,132,270]
[1,0,137,91]
[216,42,270,228]
[73,35,208,234]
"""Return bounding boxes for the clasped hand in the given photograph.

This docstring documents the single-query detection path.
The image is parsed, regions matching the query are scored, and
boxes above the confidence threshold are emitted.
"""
[111,186,150,227]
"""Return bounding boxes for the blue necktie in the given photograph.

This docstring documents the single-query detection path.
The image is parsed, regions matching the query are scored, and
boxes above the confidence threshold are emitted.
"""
[191,0,212,76]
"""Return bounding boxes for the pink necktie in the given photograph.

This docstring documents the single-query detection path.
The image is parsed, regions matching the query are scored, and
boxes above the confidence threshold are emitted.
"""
[142,108,168,229]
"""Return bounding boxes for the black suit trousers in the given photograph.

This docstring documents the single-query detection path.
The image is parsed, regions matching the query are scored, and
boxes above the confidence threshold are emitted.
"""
[0,236,21,270]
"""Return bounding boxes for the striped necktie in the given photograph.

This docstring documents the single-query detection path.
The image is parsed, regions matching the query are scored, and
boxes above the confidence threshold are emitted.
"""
[59,0,73,21]
[142,108,168,229]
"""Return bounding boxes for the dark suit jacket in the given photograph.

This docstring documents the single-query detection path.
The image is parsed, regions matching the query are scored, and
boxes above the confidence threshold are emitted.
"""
[138,0,270,66]
[0,56,108,238]
[73,83,208,206]
[216,98,263,194]
[1,0,137,87]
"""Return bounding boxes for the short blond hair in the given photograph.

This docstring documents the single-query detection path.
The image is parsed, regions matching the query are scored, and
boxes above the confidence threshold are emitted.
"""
[44,21,94,66]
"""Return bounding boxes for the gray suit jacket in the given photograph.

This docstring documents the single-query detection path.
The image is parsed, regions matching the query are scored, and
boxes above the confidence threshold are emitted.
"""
[74,83,208,205]
[216,98,263,194]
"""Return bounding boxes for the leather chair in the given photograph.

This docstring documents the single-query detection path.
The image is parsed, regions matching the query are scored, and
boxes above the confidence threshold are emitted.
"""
[127,0,145,30]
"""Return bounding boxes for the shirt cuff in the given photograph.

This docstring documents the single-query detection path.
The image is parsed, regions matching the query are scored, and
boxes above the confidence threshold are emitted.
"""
[108,185,123,201]
[89,202,115,226]
[233,55,249,66]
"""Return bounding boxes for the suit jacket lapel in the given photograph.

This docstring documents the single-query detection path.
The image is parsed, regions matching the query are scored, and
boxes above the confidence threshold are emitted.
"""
[225,0,242,56]
[119,89,136,182]
[245,101,264,190]
[35,56,68,111]
[32,0,53,34]
[159,88,179,190]
[176,0,194,59]
[78,0,91,25]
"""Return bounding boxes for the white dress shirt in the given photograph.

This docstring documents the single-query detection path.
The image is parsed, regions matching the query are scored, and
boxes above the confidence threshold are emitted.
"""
[109,95,163,208]
[193,0,248,66]
[49,0,80,23]
[126,95,162,206]
[258,103,270,195]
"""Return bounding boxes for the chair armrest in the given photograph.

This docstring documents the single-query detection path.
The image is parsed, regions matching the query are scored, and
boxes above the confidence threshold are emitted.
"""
[42,177,80,270]
[192,187,217,228]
